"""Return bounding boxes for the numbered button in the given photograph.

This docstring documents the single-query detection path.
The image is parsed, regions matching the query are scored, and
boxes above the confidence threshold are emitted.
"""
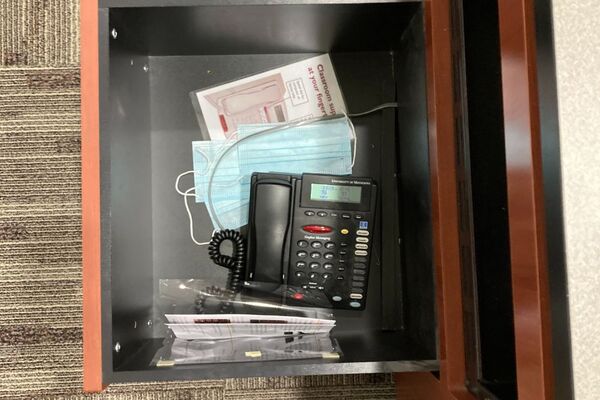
[295,271,305,278]
[322,273,332,279]
[325,242,336,249]
[323,263,334,270]
[297,251,307,258]
[310,252,321,259]
[296,261,307,268]
[324,252,335,260]
[297,240,308,248]
[309,262,320,269]
[311,241,323,249]
[309,272,319,280]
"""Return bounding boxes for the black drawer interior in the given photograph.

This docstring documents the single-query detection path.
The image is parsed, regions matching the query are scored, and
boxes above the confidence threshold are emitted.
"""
[100,1,437,383]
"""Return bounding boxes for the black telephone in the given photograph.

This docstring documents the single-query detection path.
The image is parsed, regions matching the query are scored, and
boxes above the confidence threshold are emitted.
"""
[206,173,376,312]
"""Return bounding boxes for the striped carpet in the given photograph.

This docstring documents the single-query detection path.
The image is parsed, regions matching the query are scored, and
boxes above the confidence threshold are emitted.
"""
[0,1,397,399]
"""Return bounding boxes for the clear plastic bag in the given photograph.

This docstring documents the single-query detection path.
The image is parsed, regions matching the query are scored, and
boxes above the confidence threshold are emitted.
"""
[158,279,336,318]
[151,333,342,366]
[153,279,339,366]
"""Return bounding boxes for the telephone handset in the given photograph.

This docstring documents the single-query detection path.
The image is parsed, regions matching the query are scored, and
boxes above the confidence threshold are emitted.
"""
[245,173,377,311]
[246,174,294,285]
[205,173,376,312]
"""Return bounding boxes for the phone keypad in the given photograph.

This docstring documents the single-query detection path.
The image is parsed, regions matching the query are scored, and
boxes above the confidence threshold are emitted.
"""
[287,209,372,310]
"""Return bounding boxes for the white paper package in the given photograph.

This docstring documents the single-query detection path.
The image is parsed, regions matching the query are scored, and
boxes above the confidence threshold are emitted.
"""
[165,313,336,340]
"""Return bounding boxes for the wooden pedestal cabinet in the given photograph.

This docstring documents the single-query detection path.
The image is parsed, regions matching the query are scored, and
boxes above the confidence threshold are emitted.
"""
[82,0,569,399]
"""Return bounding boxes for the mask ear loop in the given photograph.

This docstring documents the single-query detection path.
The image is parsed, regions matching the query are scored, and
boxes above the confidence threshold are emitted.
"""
[340,111,358,169]
[175,171,215,246]
[175,170,198,197]
[176,138,248,246]
[183,186,216,246]
[343,102,399,168]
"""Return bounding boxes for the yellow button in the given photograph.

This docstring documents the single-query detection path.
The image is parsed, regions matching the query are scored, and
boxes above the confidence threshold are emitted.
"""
[341,228,349,235]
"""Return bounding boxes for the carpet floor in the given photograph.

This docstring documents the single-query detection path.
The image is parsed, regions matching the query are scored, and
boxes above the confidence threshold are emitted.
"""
[0,1,397,399]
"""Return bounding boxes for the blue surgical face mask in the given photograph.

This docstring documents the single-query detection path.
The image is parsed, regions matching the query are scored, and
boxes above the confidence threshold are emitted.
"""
[192,115,354,230]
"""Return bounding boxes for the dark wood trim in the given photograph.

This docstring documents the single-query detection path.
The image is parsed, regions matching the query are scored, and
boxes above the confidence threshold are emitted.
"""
[395,372,445,399]
[497,0,555,398]
[81,0,105,393]
[419,1,474,399]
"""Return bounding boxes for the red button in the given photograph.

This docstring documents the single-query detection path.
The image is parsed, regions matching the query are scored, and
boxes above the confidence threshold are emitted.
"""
[302,225,333,234]
[292,293,304,300]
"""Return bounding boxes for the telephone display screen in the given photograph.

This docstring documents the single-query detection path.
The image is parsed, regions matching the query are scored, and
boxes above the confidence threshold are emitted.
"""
[310,183,361,204]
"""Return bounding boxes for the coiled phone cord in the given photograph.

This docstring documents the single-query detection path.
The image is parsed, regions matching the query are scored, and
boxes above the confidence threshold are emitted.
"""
[195,229,246,313]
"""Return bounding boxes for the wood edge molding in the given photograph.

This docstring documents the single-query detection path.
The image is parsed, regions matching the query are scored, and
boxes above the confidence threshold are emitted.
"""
[420,1,473,399]
[81,0,105,393]
[395,372,445,399]
[497,0,555,399]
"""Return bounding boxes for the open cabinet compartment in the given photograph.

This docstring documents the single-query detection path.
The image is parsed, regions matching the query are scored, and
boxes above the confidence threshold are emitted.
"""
[100,1,437,383]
